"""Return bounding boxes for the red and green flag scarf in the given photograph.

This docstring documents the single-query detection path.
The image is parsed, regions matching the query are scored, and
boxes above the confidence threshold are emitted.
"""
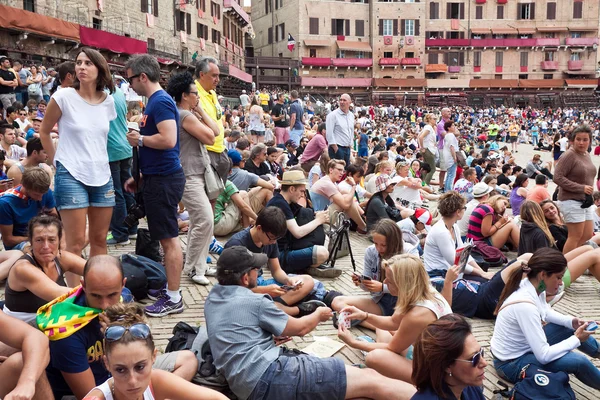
[36,285,101,341]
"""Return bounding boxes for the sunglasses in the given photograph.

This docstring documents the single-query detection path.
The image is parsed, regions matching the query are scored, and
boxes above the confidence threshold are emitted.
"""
[105,323,151,342]
[128,74,141,82]
[455,348,485,367]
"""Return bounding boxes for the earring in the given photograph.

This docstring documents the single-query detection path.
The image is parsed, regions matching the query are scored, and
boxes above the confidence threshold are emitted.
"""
[448,372,453,377]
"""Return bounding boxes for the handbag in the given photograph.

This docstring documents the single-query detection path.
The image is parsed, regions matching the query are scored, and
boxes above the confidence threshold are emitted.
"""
[494,364,576,400]
[199,142,224,201]
[472,240,507,270]
[581,194,593,209]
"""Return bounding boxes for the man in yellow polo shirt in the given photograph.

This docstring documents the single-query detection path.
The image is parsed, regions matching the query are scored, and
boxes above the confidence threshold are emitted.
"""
[258,88,270,112]
[194,57,230,185]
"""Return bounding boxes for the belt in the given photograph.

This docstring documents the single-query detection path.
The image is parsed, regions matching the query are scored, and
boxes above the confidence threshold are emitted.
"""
[335,145,350,148]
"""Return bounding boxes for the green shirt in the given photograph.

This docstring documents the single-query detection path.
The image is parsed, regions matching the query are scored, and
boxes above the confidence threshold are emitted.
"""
[107,88,132,162]
[214,181,239,223]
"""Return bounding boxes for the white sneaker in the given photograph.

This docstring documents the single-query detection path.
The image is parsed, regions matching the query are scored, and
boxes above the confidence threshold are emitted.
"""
[205,267,218,277]
[191,274,210,285]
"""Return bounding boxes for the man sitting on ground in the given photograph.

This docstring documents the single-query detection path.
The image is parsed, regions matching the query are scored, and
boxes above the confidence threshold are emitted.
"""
[228,149,274,215]
[43,254,198,400]
[7,137,53,186]
[243,143,271,177]
[266,170,336,278]
[205,246,417,400]
[0,309,54,400]
[527,174,551,204]
[224,207,323,317]
[213,179,258,237]
[0,167,56,250]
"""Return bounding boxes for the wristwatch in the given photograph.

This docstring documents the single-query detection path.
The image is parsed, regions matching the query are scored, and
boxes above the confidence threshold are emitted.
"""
[138,136,144,147]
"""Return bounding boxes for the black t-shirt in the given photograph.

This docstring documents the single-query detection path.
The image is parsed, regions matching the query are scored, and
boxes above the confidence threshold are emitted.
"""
[244,159,271,177]
[271,103,290,128]
[497,174,511,186]
[0,69,16,94]
[225,227,279,276]
[266,192,294,220]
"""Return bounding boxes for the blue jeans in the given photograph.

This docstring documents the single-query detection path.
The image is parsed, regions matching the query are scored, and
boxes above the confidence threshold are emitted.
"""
[328,145,351,165]
[109,157,137,241]
[444,163,457,192]
[494,323,600,390]
[289,128,304,146]
[532,135,539,147]
[279,246,317,273]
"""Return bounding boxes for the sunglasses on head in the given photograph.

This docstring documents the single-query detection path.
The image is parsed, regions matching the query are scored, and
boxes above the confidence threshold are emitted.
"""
[454,348,484,367]
[105,323,151,342]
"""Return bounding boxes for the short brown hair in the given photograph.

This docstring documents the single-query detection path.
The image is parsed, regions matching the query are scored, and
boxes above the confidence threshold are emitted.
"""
[327,159,345,173]
[73,48,115,93]
[21,167,51,193]
[437,191,466,218]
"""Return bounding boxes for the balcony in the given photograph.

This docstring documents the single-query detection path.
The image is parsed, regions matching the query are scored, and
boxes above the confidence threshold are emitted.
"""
[565,37,599,46]
[540,61,559,71]
[223,0,251,26]
[246,56,300,69]
[497,0,508,3]
[426,64,448,73]
[400,57,421,66]
[475,0,486,3]
[331,58,373,68]
[535,38,560,47]
[568,60,584,71]
[448,66,461,73]
[379,58,400,66]
[425,38,470,47]
[301,57,332,67]
[471,38,506,47]
[504,38,537,47]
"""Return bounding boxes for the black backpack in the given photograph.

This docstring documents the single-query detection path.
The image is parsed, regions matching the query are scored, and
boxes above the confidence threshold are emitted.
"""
[120,254,167,300]
[135,228,162,263]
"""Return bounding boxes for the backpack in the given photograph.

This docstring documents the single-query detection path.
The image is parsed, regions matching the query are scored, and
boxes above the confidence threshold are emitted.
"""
[471,241,507,271]
[135,228,162,263]
[120,254,167,300]
[288,202,325,250]
[165,322,234,396]
[494,364,576,400]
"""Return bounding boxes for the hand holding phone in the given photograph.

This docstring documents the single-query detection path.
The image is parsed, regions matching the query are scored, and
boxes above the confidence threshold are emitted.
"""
[586,321,598,332]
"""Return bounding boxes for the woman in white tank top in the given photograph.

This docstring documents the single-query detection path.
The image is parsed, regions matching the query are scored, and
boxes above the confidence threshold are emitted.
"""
[337,254,457,384]
[83,303,228,400]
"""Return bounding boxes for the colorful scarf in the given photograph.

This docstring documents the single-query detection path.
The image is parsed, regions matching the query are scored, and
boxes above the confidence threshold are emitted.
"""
[36,285,101,341]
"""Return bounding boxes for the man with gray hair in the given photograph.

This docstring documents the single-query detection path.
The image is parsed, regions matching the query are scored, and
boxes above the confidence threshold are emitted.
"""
[326,93,354,165]
[124,54,186,317]
[195,57,230,186]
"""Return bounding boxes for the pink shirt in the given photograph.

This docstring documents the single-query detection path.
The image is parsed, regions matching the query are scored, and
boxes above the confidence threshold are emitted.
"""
[311,175,339,199]
[300,134,327,163]
[527,186,551,204]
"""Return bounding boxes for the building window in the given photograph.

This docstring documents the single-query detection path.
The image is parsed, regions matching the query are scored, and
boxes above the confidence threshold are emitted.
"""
[544,74,553,79]
[517,3,535,20]
[405,51,414,58]
[447,3,464,19]
[519,74,528,79]
[147,38,155,50]
[197,0,206,11]
[265,0,271,14]
[428,53,438,64]
[332,19,350,36]
[382,19,393,36]
[277,23,285,41]
[495,52,503,67]
[275,0,283,10]
[309,17,319,35]
[571,31,582,38]
[475,6,483,20]
[497,5,504,19]
[197,23,208,39]
[212,29,220,44]
[355,20,365,37]
[570,52,581,61]
[309,49,317,57]
[474,51,481,67]
[429,2,439,19]
[546,2,556,20]
[405,20,415,36]
[384,51,393,58]
[337,50,345,58]
[23,0,35,12]
[176,11,186,31]
[520,52,528,67]
[356,51,365,59]
[573,1,583,19]
[544,51,555,61]
[495,74,503,80]
[211,2,221,17]
[93,18,102,30]
[448,51,464,66]
[267,27,273,44]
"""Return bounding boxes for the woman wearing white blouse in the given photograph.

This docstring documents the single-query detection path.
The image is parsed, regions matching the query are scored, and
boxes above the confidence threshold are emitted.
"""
[491,248,600,390]
[40,48,116,285]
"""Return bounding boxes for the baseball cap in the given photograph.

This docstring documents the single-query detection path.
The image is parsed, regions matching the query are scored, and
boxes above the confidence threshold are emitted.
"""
[285,139,298,148]
[413,208,432,226]
[227,149,243,165]
[473,182,493,198]
[242,90,246,93]
[217,246,268,275]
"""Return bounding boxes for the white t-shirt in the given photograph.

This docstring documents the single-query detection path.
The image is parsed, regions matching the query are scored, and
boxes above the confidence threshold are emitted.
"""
[14,118,29,132]
[442,133,458,170]
[391,176,422,205]
[53,88,117,186]
[558,137,569,152]
[421,125,437,154]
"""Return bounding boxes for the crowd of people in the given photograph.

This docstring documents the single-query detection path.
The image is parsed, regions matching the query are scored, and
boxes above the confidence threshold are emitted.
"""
[1,48,600,400]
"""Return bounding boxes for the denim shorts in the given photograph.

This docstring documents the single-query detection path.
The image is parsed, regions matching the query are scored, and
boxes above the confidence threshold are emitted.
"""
[279,246,318,273]
[560,199,594,224]
[142,169,185,241]
[54,162,115,210]
[376,293,398,316]
[248,352,347,400]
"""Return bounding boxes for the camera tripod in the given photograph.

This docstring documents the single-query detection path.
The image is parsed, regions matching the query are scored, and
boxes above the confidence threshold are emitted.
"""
[323,213,357,272]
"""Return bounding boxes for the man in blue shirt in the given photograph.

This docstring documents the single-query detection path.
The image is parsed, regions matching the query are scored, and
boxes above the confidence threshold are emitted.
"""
[124,54,185,317]
[288,90,304,146]
[0,167,56,250]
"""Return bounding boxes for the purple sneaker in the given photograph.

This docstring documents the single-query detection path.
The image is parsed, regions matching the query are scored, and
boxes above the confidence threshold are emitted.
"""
[147,283,166,301]
[144,295,184,317]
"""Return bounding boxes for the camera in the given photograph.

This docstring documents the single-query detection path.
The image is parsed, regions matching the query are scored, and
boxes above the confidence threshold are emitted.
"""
[124,202,145,229]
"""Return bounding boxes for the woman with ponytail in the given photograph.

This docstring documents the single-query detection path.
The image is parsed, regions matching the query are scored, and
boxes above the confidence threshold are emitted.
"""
[490,248,600,391]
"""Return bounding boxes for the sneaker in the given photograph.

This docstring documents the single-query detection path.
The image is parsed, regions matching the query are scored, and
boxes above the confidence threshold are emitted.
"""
[107,237,130,246]
[147,283,167,301]
[209,237,224,255]
[307,264,343,279]
[129,233,138,239]
[297,300,327,317]
[191,274,210,285]
[205,267,218,277]
[144,295,184,317]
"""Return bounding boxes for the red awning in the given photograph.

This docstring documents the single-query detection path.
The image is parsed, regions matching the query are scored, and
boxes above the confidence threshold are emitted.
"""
[0,4,80,42]
[373,79,426,88]
[79,26,147,55]
[228,63,252,83]
[469,79,519,88]
[301,77,372,87]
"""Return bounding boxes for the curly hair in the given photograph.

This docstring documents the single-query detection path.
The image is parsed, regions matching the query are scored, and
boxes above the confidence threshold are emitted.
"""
[166,72,195,103]
[437,191,466,218]
[104,303,154,355]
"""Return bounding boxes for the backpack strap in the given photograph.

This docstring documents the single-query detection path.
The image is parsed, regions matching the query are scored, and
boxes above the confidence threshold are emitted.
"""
[498,299,536,313]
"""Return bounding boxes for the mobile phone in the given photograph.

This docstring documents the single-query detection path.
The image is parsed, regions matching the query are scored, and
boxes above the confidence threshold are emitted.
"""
[361,275,372,281]
[127,122,140,132]
[351,272,362,282]
[586,321,598,332]
[0,178,14,184]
